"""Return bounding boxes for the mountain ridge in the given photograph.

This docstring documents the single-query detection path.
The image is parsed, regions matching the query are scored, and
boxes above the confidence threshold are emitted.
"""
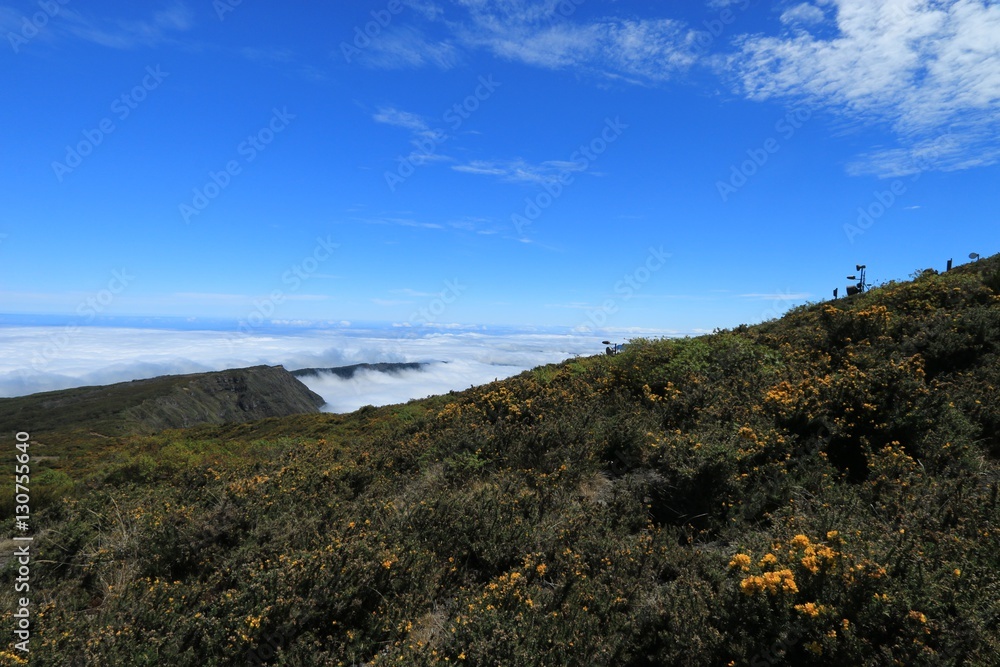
[291,361,428,380]
[0,364,324,437]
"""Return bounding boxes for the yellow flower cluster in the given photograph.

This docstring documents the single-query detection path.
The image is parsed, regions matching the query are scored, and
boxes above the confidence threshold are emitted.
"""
[764,381,798,408]
[788,534,838,574]
[732,531,851,598]
[728,553,751,571]
[790,534,811,550]
[740,569,798,595]
[641,382,682,404]
[436,401,464,421]
[793,602,825,617]
[758,553,778,567]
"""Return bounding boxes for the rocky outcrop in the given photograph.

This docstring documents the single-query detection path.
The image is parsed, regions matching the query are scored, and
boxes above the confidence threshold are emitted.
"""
[121,365,325,431]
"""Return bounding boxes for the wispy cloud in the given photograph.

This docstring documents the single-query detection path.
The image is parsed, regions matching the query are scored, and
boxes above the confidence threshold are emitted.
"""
[57,3,194,50]
[234,45,327,81]
[382,0,701,84]
[729,0,1000,175]
[458,14,699,83]
[739,292,812,301]
[360,215,446,230]
[374,106,432,133]
[354,25,460,69]
[780,3,828,26]
[451,157,589,184]
[372,105,453,164]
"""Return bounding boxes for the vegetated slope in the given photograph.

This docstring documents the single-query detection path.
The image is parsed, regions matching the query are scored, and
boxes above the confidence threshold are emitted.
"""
[4,258,1000,666]
[0,365,325,437]
[291,362,427,380]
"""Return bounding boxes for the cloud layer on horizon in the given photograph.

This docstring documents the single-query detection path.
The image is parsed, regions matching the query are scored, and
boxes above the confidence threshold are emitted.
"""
[0,327,609,410]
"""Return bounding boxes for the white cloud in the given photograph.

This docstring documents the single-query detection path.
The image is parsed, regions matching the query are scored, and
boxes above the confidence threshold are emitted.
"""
[452,0,570,24]
[356,25,460,69]
[60,3,194,50]
[458,14,698,82]
[300,360,522,413]
[0,326,607,411]
[362,216,446,230]
[451,157,588,183]
[844,130,999,176]
[0,3,194,51]
[780,3,828,25]
[731,0,1000,175]
[383,0,700,83]
[403,0,446,21]
[373,107,432,132]
[372,104,457,171]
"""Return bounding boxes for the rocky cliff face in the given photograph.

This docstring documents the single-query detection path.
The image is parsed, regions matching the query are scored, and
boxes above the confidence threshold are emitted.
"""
[121,365,326,431]
[0,365,325,435]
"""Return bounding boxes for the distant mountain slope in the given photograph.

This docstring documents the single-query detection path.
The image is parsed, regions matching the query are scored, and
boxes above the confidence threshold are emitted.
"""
[0,364,324,436]
[291,362,426,380]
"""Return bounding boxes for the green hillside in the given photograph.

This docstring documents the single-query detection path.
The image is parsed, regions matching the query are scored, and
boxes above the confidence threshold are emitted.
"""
[0,365,324,438]
[3,257,1000,665]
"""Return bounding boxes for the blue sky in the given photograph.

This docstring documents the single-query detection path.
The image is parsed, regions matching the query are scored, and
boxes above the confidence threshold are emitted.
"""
[2,0,998,334]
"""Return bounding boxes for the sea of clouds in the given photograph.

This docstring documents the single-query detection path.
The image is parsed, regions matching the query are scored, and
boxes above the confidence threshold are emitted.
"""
[0,323,656,412]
